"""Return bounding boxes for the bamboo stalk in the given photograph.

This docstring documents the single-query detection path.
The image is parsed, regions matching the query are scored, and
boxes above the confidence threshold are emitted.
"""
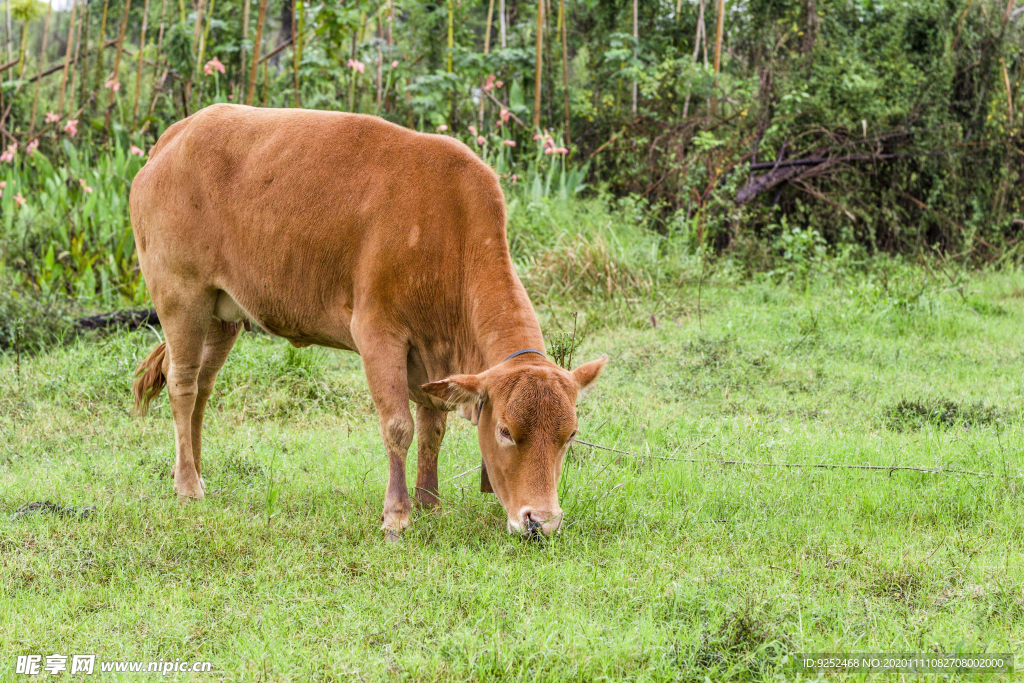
[29,1,53,138]
[374,5,381,111]
[261,57,267,106]
[295,0,302,107]
[4,0,11,81]
[16,15,29,78]
[145,0,168,115]
[133,0,151,126]
[479,0,495,127]
[93,0,111,93]
[193,0,216,107]
[104,0,133,131]
[713,0,724,75]
[560,0,569,142]
[533,0,543,127]
[499,0,506,49]
[446,0,453,73]
[58,0,79,116]
[246,0,268,105]
[67,0,85,115]
[632,0,637,115]
[78,0,90,106]
[240,0,249,93]
[683,0,705,118]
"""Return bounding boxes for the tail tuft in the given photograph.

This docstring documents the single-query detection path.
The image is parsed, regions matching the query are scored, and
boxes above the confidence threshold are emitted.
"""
[133,341,168,416]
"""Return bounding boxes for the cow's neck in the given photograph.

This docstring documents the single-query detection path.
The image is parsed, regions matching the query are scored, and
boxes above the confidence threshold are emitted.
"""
[463,264,545,373]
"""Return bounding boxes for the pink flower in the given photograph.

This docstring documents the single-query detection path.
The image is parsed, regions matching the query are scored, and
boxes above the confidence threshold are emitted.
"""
[26,139,38,156]
[105,78,120,92]
[228,93,234,100]
[0,143,16,163]
[203,56,225,76]
[45,111,60,124]
[468,125,477,136]
[130,145,145,156]
[500,109,511,123]
[391,60,399,68]
[503,140,516,147]
[510,174,517,183]
[477,135,486,145]
[533,134,542,140]
[558,147,569,154]
[63,119,78,137]
[13,192,26,207]
[0,181,7,189]
[483,74,504,92]
[437,124,448,132]
[78,178,92,194]
[347,59,365,74]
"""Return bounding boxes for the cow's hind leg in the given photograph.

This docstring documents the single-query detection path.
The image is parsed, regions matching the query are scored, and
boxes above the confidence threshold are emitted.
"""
[414,405,446,508]
[188,319,241,483]
[159,291,217,501]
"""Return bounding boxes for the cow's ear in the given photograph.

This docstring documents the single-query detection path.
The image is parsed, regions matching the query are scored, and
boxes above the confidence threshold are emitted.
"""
[572,355,608,398]
[422,374,485,407]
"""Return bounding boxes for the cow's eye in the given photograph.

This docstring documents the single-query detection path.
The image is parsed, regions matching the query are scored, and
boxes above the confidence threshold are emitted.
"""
[498,425,513,442]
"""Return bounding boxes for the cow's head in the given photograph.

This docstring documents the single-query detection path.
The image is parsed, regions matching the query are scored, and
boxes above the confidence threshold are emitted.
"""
[423,355,606,536]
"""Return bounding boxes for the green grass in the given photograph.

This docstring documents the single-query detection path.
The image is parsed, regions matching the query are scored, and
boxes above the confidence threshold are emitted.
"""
[2,262,1024,681]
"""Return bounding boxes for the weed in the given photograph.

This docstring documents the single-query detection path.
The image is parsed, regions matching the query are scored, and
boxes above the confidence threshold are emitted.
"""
[883,398,1003,431]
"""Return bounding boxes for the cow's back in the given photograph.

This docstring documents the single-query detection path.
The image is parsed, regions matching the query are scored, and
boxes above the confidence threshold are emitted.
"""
[130,104,509,351]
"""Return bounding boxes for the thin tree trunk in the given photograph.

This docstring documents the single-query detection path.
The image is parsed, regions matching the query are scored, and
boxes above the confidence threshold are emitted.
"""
[499,0,506,49]
[17,17,29,78]
[246,0,268,105]
[713,0,724,74]
[683,0,705,118]
[145,0,168,117]
[67,0,85,115]
[29,2,53,138]
[261,57,267,106]
[560,0,569,142]
[194,0,216,107]
[446,0,453,73]
[93,0,111,94]
[4,0,11,81]
[133,0,151,125]
[480,0,495,127]
[58,0,79,116]
[79,0,91,109]
[533,0,543,128]
[632,0,637,115]
[374,6,381,110]
[294,0,302,106]
[104,0,132,131]
[240,0,249,94]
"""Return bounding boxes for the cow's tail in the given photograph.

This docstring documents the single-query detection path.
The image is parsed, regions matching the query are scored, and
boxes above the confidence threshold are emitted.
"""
[133,342,168,416]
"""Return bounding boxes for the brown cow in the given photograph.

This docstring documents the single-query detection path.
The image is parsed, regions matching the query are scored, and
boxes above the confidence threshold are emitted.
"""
[130,104,606,537]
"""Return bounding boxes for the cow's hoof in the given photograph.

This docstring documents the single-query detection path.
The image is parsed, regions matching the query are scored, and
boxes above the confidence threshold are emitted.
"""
[174,475,205,502]
[380,510,410,535]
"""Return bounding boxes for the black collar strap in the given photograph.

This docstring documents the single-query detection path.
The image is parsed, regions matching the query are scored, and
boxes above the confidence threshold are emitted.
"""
[503,348,546,362]
[476,348,547,423]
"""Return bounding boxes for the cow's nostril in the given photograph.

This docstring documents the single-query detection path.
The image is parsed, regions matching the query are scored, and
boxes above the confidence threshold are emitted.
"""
[525,513,543,536]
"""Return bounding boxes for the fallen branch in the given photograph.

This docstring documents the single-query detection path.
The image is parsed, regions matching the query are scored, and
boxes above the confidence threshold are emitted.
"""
[76,309,159,330]
[736,151,951,204]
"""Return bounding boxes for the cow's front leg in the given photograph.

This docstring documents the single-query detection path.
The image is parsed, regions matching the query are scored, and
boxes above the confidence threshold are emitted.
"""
[414,405,447,508]
[356,330,415,536]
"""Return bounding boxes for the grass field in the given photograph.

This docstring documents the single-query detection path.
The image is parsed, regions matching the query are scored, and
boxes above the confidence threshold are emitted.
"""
[2,259,1023,681]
